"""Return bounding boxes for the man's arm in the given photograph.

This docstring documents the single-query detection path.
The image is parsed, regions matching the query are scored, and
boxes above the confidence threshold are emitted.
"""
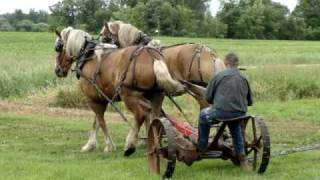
[205,77,217,104]
[247,80,253,106]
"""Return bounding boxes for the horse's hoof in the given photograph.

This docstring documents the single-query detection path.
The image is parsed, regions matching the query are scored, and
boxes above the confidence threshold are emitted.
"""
[81,143,96,152]
[104,145,116,153]
[124,147,136,156]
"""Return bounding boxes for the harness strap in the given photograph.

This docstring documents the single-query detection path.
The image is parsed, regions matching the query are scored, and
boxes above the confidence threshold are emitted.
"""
[76,68,131,126]
[75,37,97,79]
[160,42,196,51]
[93,50,114,83]
[111,46,144,102]
[134,32,152,46]
[187,44,204,81]
[197,45,204,82]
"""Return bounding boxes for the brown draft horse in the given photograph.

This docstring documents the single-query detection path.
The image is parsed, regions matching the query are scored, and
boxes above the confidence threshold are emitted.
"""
[54,27,184,156]
[100,21,225,109]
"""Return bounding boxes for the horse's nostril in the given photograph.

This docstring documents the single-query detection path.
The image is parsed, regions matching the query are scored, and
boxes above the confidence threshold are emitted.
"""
[55,67,66,77]
[55,68,60,75]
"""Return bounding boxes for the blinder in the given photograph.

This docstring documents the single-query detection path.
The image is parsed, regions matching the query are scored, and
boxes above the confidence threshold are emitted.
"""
[55,39,64,52]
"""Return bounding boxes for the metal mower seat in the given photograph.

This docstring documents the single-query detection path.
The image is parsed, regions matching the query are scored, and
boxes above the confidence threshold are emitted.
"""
[215,115,252,123]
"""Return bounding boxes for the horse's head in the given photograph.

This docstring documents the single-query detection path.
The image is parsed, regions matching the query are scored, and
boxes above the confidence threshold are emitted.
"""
[99,21,121,46]
[54,27,91,78]
[54,27,74,78]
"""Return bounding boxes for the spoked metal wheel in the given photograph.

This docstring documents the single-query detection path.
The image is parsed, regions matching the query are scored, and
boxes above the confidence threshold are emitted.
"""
[148,118,177,179]
[243,117,271,173]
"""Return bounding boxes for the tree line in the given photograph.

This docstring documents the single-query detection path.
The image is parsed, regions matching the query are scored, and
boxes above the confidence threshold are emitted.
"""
[0,0,319,40]
[0,9,49,32]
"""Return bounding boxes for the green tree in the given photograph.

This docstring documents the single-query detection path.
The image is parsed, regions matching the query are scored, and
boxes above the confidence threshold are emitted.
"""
[49,0,77,28]
[292,0,320,40]
[112,3,147,32]
[294,0,320,28]
[0,17,14,31]
[28,9,49,23]
[279,16,307,40]
[262,1,289,39]
[76,0,107,32]
[235,0,265,39]
[217,0,242,38]
[201,13,227,38]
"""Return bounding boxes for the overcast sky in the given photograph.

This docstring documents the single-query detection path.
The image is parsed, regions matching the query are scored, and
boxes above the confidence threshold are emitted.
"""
[0,0,298,15]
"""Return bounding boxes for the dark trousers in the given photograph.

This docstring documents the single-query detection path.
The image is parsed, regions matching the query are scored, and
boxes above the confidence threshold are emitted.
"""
[198,107,245,155]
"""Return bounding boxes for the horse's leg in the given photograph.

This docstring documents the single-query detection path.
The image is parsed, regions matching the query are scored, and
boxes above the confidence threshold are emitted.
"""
[81,116,99,152]
[122,93,152,156]
[138,93,165,147]
[197,97,210,110]
[89,101,116,153]
[148,92,165,120]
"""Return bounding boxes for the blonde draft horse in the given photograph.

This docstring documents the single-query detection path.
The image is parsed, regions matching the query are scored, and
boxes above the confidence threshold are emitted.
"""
[54,27,184,156]
[100,21,225,109]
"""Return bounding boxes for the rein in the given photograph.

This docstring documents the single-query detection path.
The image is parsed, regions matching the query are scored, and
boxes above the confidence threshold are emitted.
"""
[72,38,132,126]
[160,42,196,50]
[75,69,131,125]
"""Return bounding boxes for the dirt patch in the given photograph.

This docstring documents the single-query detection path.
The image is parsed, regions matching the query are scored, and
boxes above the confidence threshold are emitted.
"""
[0,101,132,123]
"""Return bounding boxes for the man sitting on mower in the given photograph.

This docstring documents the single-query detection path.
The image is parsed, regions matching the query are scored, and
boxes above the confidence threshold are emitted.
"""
[198,53,253,170]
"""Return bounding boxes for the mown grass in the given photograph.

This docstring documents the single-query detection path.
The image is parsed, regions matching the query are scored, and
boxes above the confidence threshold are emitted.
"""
[0,105,319,180]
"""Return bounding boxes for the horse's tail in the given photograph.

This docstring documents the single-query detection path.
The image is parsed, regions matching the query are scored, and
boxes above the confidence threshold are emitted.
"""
[214,58,226,75]
[153,59,185,94]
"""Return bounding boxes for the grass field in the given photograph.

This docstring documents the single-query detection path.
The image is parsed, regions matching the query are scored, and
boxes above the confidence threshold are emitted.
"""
[0,32,320,179]
[0,109,319,180]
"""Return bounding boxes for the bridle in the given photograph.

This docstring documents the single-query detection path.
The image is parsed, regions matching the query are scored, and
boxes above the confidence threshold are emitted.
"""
[55,38,74,70]
[55,39,64,53]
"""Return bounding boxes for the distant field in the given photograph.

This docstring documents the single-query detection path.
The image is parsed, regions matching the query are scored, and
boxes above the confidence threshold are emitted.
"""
[1,32,320,100]
[0,32,320,179]
[160,36,320,65]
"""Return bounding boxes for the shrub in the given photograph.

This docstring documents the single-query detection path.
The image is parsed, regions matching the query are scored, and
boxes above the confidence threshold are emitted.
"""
[52,86,88,109]
[16,19,34,31]
[32,23,49,32]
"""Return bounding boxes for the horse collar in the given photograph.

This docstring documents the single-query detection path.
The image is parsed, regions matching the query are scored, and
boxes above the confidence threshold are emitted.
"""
[75,38,97,79]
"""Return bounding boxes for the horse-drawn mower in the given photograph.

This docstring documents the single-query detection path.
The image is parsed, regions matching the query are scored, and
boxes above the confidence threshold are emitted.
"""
[147,114,271,179]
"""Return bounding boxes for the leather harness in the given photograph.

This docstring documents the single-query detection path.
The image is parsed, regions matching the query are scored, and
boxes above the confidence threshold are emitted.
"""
[160,43,217,87]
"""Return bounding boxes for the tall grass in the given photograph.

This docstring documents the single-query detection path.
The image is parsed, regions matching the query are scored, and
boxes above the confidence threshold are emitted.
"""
[247,66,320,101]
[0,32,72,99]
[160,37,320,65]
[1,32,320,104]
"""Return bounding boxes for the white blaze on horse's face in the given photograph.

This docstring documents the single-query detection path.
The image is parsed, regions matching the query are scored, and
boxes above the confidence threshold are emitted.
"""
[100,26,106,36]
[99,26,108,42]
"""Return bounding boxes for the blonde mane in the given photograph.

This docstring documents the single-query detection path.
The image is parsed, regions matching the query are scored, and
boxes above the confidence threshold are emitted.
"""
[58,27,92,58]
[107,21,142,48]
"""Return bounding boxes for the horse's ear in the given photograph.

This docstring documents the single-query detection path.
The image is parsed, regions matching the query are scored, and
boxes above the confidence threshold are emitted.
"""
[55,29,61,38]
[109,23,120,34]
